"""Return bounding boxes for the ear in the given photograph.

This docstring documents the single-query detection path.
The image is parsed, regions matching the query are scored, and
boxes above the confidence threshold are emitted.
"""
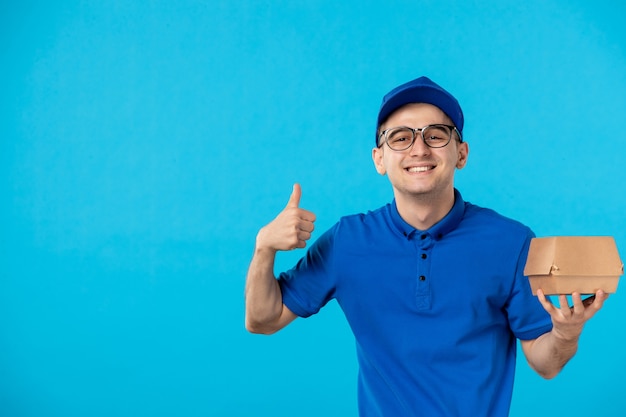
[456,141,469,169]
[372,147,386,175]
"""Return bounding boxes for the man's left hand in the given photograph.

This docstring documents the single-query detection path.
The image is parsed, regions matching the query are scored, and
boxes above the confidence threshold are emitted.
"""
[536,289,609,342]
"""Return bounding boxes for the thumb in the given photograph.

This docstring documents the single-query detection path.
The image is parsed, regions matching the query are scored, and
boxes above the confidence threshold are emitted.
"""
[286,183,301,208]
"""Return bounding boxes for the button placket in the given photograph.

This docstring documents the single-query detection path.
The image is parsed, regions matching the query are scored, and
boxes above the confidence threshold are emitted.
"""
[415,233,432,310]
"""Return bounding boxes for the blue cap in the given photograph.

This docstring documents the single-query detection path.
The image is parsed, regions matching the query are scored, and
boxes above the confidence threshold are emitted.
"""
[376,76,464,144]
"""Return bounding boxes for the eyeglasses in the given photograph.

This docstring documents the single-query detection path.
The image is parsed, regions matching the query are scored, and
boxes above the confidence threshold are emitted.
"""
[377,124,462,151]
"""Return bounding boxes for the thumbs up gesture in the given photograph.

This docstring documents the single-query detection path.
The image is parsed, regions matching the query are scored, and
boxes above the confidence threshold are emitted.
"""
[256,184,317,253]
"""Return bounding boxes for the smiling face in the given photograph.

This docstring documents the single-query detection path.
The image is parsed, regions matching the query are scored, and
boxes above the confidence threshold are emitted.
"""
[372,103,469,203]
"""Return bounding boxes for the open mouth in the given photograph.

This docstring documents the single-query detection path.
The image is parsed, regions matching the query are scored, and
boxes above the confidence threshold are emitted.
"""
[406,166,434,173]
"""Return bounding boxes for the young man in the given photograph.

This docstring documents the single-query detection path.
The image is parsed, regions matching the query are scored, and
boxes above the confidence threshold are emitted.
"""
[245,76,608,416]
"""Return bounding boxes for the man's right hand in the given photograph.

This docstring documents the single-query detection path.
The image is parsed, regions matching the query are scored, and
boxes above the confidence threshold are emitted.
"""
[255,183,317,253]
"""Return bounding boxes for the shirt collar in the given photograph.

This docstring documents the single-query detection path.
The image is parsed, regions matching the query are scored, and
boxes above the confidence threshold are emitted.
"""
[389,188,465,240]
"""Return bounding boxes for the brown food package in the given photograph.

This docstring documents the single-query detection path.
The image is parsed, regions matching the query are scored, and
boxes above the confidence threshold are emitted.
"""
[524,236,624,295]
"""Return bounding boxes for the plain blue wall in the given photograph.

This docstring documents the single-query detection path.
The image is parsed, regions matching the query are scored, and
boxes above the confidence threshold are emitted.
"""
[2,1,625,416]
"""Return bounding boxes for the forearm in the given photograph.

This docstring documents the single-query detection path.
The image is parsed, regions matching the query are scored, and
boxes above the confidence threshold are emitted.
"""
[244,185,314,334]
[522,330,579,379]
[244,246,286,334]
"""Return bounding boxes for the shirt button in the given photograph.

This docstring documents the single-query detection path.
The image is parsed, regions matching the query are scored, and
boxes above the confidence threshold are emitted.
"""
[421,253,427,259]
[419,275,426,281]
[421,234,427,240]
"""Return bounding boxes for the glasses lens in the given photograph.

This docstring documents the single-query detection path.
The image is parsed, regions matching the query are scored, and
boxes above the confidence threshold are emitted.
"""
[386,127,415,150]
[423,125,452,148]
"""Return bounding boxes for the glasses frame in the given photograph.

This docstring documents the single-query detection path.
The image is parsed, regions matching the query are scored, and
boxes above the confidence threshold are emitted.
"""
[377,124,463,151]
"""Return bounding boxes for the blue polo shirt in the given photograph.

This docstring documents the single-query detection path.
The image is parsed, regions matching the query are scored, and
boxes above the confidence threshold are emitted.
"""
[278,189,552,417]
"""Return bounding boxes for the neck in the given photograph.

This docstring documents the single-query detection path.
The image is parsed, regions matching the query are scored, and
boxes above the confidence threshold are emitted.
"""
[394,188,456,230]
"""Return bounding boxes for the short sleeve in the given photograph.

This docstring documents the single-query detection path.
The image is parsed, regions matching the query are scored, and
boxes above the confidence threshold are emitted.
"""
[505,230,553,340]
[278,223,339,318]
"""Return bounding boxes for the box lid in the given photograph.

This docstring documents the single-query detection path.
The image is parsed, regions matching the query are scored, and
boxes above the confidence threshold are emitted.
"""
[524,236,624,277]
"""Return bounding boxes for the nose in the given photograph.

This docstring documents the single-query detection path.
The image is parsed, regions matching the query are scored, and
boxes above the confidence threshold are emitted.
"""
[408,131,431,156]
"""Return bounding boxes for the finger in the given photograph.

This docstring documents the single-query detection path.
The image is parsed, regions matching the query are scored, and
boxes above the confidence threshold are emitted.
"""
[557,294,570,313]
[299,210,316,223]
[286,183,301,208]
[297,230,312,242]
[582,295,597,308]
[570,292,584,315]
[297,218,316,233]
[536,289,556,313]
[589,290,609,312]
[295,235,310,249]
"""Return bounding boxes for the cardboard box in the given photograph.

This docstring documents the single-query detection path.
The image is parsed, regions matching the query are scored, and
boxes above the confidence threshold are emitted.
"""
[524,236,624,295]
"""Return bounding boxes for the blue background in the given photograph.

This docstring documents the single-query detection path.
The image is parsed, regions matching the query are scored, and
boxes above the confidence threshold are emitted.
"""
[2,1,625,416]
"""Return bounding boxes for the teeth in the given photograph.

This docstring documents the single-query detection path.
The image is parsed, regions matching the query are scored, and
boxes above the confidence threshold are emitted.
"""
[407,166,431,172]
